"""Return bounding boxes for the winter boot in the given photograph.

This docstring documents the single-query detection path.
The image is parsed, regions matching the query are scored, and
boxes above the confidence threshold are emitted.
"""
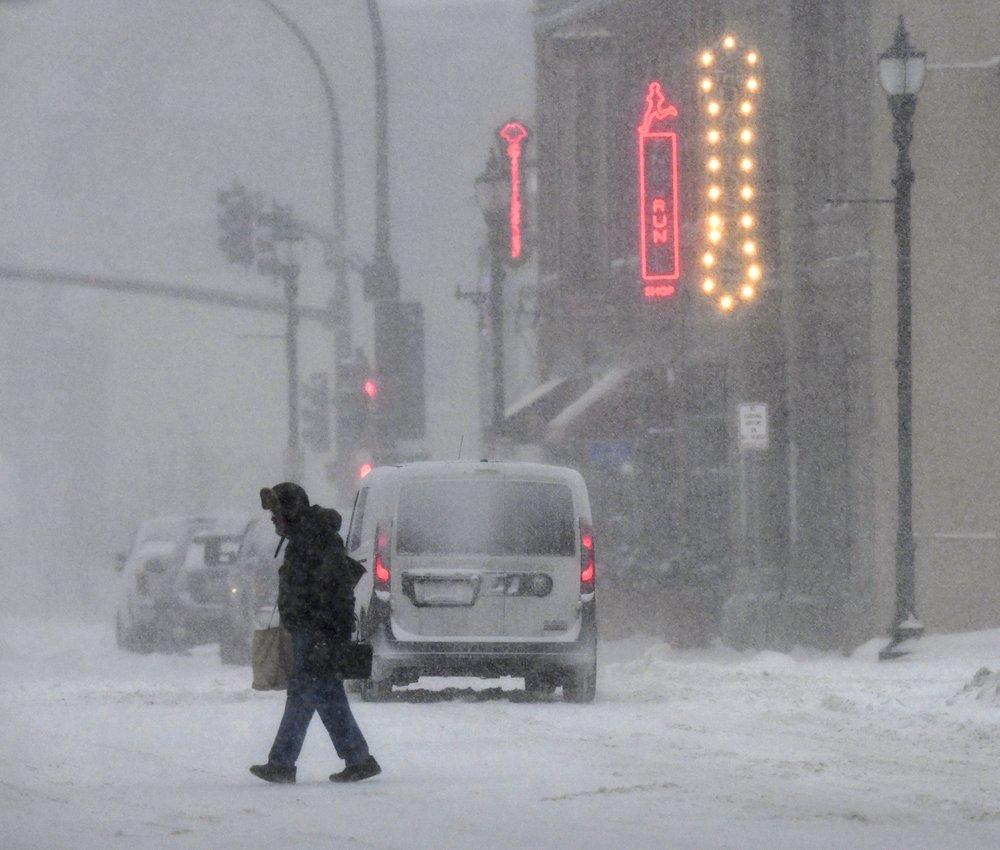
[249,762,296,784]
[329,755,381,783]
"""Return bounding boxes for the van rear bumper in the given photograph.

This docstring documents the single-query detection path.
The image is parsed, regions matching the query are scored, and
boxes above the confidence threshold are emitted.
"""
[366,599,597,681]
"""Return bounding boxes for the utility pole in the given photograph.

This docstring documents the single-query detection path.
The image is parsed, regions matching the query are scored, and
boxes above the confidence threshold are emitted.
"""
[473,148,510,445]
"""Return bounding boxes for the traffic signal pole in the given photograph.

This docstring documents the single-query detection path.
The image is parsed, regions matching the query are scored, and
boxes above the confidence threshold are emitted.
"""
[282,269,303,481]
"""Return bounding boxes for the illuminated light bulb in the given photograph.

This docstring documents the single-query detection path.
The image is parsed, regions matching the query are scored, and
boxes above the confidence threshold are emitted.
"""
[723,35,736,50]
[741,213,755,228]
[709,230,722,244]
[741,284,756,300]
[746,77,760,92]
[740,128,754,144]
[701,50,715,67]
[746,51,759,65]
[708,185,722,201]
[707,157,721,172]
[707,101,721,116]
[747,263,762,281]
[707,129,721,144]
[719,294,735,311]
[740,100,754,115]
[743,240,757,256]
[708,213,722,229]
[700,77,714,93]
[740,157,754,172]
[702,277,716,293]
[702,251,715,268]
[741,185,754,201]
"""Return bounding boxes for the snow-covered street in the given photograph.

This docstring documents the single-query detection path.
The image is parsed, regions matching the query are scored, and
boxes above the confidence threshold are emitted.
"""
[2,618,999,849]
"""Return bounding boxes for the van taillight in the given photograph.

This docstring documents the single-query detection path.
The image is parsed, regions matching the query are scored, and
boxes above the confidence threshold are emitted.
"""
[374,525,391,590]
[579,522,595,595]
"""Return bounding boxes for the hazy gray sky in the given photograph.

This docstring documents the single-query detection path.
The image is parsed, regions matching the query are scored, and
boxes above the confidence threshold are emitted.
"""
[0,0,534,608]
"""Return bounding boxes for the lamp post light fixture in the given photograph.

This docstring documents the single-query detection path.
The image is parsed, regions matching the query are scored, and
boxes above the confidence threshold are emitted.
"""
[475,148,510,441]
[878,16,926,660]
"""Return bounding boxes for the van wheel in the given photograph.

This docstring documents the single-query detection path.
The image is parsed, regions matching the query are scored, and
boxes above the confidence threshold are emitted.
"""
[524,674,557,698]
[361,677,392,702]
[563,663,596,704]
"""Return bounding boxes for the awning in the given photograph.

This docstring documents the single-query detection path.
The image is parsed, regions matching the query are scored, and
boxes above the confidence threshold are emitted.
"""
[504,364,674,445]
[501,373,592,442]
[544,364,673,443]
[544,367,630,443]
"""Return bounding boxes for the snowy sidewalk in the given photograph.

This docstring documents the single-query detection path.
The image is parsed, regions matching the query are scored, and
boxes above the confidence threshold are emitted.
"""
[2,618,999,849]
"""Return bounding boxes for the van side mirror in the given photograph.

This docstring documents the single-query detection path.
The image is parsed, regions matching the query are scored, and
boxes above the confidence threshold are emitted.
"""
[115,553,127,572]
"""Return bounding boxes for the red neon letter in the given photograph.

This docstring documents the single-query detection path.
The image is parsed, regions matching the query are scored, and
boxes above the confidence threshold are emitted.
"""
[637,82,681,297]
[499,121,528,261]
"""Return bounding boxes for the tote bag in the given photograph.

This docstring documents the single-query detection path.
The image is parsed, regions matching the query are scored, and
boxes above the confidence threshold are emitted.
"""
[252,606,293,691]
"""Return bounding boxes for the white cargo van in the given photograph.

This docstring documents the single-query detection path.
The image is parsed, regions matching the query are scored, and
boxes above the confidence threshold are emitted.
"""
[345,461,597,702]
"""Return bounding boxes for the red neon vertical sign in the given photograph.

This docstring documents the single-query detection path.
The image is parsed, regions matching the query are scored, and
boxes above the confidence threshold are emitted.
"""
[499,121,528,261]
[637,81,681,299]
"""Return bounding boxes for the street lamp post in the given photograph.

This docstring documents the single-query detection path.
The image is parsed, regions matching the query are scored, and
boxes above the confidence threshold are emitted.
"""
[259,0,350,353]
[878,17,926,660]
[475,149,510,442]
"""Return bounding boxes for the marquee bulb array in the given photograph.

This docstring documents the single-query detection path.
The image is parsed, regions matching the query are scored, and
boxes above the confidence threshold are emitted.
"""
[698,34,762,312]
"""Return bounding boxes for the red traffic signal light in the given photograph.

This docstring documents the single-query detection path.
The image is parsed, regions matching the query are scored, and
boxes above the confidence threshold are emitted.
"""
[358,462,374,480]
[363,379,379,400]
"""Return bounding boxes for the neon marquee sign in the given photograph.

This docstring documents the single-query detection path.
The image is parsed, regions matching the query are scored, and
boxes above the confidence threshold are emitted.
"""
[637,81,681,299]
[499,121,528,262]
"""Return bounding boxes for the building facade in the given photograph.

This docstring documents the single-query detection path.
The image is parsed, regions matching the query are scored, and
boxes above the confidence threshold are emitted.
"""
[510,0,999,647]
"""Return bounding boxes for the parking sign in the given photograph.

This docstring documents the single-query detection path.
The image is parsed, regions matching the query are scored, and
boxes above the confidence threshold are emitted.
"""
[738,403,768,451]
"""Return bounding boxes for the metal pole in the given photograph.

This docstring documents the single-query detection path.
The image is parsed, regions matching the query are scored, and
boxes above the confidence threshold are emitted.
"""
[285,271,303,481]
[259,0,350,352]
[368,0,390,263]
[880,91,923,659]
[363,0,400,300]
[488,229,507,438]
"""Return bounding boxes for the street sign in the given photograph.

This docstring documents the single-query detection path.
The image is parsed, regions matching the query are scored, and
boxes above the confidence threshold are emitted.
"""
[738,402,768,450]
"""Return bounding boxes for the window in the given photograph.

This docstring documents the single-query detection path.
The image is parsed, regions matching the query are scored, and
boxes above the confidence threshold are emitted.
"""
[396,480,576,556]
[347,488,368,552]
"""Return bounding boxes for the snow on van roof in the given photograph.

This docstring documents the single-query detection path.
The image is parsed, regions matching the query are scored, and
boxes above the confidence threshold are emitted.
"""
[368,460,585,485]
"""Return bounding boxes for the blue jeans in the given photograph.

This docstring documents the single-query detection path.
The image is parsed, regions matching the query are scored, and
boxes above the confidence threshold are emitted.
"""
[268,628,370,768]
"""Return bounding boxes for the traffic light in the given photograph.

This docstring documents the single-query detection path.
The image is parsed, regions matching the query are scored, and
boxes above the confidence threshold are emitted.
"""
[373,300,426,441]
[301,372,331,453]
[216,181,263,268]
[335,352,372,447]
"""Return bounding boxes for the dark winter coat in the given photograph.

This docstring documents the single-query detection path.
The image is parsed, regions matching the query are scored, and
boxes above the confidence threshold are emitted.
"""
[271,484,365,642]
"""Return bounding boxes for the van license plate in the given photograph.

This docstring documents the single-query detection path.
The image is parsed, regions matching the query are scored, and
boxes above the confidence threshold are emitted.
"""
[409,578,477,607]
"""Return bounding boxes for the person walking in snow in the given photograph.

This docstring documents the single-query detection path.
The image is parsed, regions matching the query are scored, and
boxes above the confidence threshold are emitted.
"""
[250,482,381,784]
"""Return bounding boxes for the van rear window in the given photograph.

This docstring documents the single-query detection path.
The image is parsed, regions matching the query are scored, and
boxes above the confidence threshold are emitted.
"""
[396,480,575,556]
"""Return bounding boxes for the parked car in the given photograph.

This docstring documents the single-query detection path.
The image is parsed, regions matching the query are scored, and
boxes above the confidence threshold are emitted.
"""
[219,513,282,665]
[347,461,598,702]
[114,514,248,652]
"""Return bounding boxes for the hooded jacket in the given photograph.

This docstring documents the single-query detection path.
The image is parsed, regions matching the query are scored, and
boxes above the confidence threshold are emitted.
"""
[268,483,365,640]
